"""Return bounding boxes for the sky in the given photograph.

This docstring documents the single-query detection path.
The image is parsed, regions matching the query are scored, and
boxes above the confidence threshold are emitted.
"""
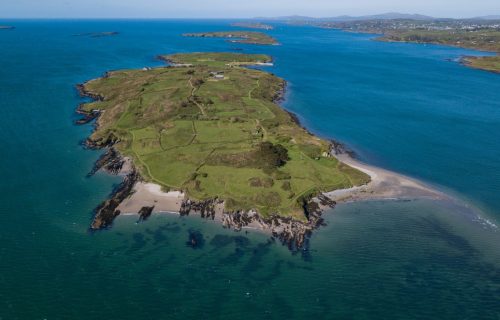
[1,0,499,19]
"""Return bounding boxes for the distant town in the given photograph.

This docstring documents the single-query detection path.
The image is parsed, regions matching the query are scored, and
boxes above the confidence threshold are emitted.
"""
[318,19,500,32]
[254,14,500,72]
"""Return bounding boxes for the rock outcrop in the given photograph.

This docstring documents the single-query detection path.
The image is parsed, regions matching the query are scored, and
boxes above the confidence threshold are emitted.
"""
[87,148,126,176]
[178,196,335,251]
[90,170,139,230]
[138,206,154,222]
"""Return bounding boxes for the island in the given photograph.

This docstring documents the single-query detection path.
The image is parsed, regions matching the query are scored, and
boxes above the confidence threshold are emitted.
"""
[77,52,370,249]
[183,31,278,45]
[73,31,119,38]
[0,26,15,30]
[319,19,500,73]
[231,22,274,30]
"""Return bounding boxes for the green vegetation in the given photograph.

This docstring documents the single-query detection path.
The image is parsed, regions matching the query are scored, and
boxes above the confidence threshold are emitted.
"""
[463,56,500,73]
[320,19,500,73]
[165,52,272,67]
[380,30,500,52]
[82,52,369,220]
[380,30,500,73]
[231,22,274,30]
[183,31,278,45]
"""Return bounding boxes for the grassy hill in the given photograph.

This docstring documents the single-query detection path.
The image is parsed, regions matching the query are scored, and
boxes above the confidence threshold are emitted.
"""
[81,52,369,220]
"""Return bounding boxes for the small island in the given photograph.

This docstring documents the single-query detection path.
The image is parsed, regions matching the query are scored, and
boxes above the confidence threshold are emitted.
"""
[183,31,278,45]
[77,52,370,248]
[0,26,15,30]
[74,31,119,38]
[231,22,274,30]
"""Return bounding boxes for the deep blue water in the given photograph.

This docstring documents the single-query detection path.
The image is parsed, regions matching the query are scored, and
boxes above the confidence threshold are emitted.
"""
[0,20,499,319]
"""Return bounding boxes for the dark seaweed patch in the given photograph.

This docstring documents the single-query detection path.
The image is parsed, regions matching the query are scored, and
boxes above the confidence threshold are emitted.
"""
[210,234,250,249]
[186,229,205,249]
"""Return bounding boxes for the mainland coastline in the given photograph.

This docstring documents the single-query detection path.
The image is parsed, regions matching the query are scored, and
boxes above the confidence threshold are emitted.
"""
[318,20,500,73]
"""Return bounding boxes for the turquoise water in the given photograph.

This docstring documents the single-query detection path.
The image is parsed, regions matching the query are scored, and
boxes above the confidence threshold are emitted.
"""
[0,20,499,319]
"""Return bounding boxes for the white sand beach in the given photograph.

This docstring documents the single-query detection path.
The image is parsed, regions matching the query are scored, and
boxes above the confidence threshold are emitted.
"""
[117,182,184,214]
[325,153,446,203]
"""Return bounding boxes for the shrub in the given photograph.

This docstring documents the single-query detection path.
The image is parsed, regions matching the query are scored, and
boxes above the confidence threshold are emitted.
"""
[248,177,274,188]
[255,142,289,169]
[281,181,291,191]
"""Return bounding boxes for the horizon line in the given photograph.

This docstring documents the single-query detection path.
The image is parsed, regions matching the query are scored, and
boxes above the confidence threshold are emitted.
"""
[2,13,500,20]
[0,14,500,21]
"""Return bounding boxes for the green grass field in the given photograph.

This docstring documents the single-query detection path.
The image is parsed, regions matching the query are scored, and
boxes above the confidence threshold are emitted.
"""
[464,56,500,73]
[82,52,370,219]
[183,31,278,45]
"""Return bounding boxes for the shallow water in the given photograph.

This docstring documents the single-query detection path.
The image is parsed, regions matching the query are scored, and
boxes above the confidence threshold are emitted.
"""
[0,20,499,319]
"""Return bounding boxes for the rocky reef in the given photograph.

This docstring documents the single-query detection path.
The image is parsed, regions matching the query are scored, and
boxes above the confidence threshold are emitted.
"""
[177,195,335,251]
[77,83,135,229]
[75,109,100,125]
[179,198,221,219]
[90,170,139,230]
[73,31,119,38]
[138,206,154,222]
[329,139,355,157]
[87,148,126,176]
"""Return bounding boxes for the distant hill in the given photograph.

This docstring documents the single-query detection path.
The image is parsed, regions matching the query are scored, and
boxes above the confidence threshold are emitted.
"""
[473,15,500,20]
[354,12,435,20]
[255,12,435,22]
[253,15,315,21]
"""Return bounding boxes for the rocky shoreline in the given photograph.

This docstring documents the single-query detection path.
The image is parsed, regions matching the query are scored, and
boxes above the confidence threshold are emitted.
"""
[177,195,335,250]
[76,81,338,250]
[78,139,336,249]
[79,144,336,249]
[76,63,444,250]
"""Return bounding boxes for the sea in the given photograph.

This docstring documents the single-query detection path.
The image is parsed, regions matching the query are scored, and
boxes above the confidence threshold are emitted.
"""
[0,20,499,319]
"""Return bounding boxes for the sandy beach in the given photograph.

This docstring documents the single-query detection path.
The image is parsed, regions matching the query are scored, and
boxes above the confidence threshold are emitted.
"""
[117,182,184,215]
[117,152,447,218]
[325,153,446,203]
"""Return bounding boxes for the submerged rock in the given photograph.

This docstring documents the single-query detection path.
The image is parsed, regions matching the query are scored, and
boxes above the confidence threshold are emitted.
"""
[186,229,205,249]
